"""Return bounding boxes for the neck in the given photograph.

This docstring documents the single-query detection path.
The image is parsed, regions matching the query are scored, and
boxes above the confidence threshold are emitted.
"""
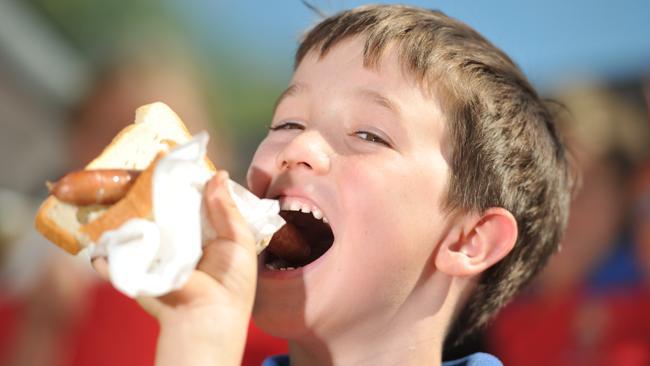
[289,318,444,366]
[287,275,463,366]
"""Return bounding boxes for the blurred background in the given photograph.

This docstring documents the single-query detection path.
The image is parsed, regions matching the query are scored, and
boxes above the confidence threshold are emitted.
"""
[0,1,649,365]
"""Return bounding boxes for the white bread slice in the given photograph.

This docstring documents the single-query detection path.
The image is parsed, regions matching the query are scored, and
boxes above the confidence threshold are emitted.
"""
[35,102,215,254]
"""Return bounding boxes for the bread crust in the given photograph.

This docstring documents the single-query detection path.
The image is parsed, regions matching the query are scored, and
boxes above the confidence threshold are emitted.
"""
[35,196,82,254]
[34,102,215,254]
[80,154,160,243]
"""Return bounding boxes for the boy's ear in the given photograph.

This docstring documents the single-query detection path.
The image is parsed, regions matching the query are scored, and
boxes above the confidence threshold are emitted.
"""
[435,208,517,277]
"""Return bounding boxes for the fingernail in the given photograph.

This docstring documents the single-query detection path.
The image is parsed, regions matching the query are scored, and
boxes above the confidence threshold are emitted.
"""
[218,171,230,184]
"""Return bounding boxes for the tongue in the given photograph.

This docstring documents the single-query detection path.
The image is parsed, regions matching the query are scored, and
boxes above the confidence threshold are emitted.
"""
[267,222,311,264]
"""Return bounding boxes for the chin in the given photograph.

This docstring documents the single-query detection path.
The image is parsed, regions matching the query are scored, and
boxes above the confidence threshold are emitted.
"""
[252,303,310,340]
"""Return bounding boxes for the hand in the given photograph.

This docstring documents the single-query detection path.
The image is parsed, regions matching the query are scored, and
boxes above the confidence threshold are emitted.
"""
[92,171,258,365]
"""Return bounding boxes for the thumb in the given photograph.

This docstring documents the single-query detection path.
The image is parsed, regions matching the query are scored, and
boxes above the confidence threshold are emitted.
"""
[203,171,256,250]
[199,171,258,297]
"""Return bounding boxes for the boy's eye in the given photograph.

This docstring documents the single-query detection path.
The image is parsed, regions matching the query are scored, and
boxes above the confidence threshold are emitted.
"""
[354,131,391,147]
[269,121,304,131]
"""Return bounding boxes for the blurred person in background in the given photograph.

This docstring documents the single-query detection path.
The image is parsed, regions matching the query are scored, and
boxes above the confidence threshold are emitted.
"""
[487,82,650,366]
[633,161,650,282]
[632,81,650,282]
[0,42,287,366]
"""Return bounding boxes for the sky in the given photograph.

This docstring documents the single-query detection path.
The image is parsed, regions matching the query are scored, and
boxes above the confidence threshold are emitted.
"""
[167,0,650,91]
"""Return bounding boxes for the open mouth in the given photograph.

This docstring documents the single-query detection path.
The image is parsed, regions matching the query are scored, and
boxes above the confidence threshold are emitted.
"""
[264,207,334,271]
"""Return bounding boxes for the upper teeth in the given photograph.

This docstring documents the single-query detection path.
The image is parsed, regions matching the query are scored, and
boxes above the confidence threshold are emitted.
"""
[281,199,329,224]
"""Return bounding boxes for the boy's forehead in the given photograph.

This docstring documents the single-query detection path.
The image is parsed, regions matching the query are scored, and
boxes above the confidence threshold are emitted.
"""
[282,38,448,149]
[293,39,445,123]
[293,38,422,95]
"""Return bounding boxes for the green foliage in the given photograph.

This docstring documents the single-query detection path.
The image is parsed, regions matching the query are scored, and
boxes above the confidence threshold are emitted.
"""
[29,0,180,49]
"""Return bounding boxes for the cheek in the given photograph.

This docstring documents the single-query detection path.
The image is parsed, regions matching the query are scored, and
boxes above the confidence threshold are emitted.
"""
[338,156,444,249]
[331,163,438,309]
[357,153,442,204]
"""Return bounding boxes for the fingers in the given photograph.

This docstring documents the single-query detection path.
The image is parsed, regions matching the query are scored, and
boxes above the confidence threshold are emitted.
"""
[91,257,110,280]
[199,171,258,298]
[92,171,259,320]
[203,171,255,251]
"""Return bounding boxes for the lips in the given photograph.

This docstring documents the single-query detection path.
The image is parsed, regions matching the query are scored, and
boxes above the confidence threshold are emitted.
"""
[263,196,334,272]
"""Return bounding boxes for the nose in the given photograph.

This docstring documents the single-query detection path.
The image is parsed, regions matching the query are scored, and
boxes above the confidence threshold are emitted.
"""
[276,130,331,174]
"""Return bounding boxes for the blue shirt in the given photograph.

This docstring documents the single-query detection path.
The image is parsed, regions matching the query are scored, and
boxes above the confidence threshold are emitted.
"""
[262,352,502,365]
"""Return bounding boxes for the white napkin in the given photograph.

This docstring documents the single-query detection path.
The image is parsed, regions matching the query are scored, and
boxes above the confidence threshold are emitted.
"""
[87,132,284,298]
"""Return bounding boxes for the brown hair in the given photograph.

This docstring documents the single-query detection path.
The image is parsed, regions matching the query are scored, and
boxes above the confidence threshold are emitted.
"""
[296,5,574,345]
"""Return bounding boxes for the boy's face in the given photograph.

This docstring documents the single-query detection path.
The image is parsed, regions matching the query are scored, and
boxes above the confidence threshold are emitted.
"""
[247,38,452,339]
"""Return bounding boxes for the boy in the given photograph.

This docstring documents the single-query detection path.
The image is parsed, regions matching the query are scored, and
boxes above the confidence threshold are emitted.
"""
[93,4,573,365]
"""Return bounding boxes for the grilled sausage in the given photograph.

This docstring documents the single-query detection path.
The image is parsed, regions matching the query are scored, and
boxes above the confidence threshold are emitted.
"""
[267,222,311,264]
[48,169,141,206]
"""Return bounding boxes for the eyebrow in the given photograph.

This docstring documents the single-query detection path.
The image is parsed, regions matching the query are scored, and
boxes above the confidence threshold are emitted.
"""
[273,83,308,111]
[355,88,400,115]
[273,84,400,115]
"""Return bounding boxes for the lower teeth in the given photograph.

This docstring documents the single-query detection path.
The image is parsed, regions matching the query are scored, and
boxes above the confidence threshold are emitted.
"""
[265,262,298,271]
